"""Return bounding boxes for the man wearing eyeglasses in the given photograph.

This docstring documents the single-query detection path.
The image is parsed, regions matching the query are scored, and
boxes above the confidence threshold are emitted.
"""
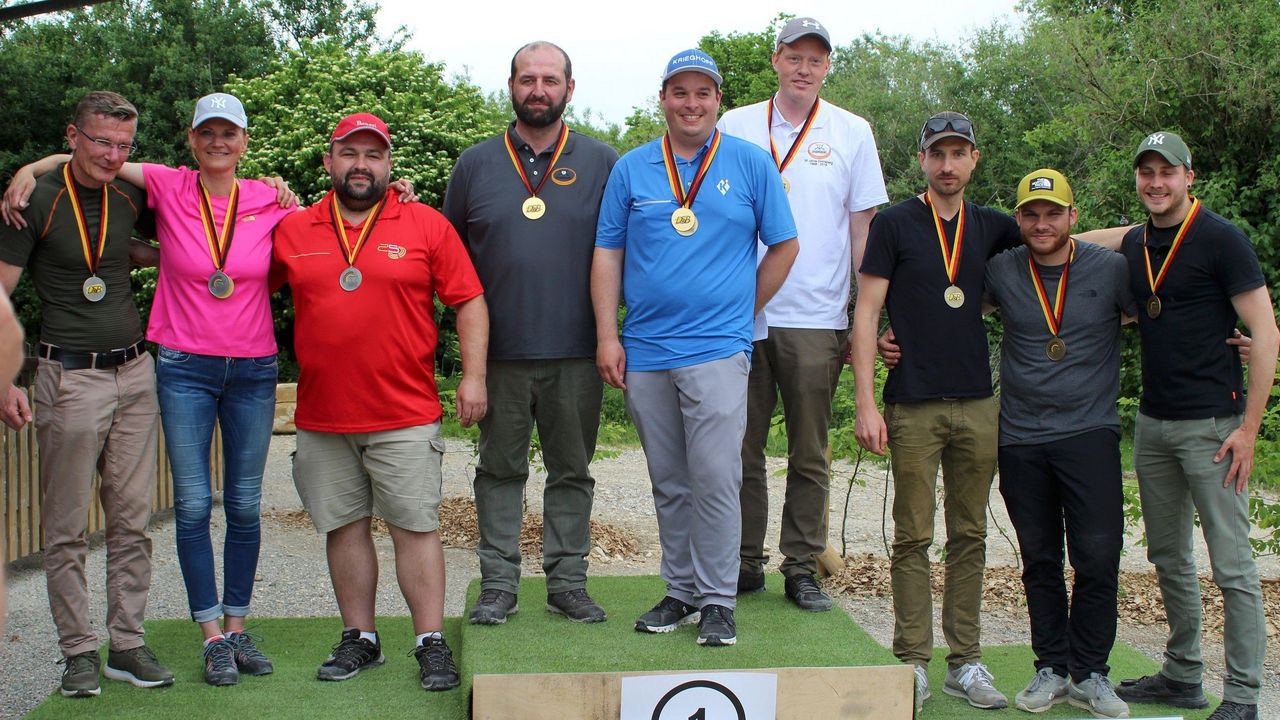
[716,17,887,612]
[0,91,174,698]
[851,111,1020,711]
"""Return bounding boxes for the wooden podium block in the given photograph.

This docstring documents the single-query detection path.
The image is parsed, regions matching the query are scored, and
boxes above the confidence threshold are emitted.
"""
[472,664,913,719]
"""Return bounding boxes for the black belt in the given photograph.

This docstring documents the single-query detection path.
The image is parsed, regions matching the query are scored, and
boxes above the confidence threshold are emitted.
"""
[39,342,146,370]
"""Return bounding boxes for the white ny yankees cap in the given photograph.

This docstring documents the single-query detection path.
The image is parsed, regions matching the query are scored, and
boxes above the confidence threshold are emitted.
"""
[192,92,248,129]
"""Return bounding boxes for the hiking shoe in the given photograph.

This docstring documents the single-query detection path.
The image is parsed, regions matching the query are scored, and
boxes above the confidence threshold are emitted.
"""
[1068,673,1129,718]
[1015,667,1068,712]
[59,651,101,698]
[316,629,384,681]
[635,596,700,633]
[914,664,930,715]
[412,635,460,691]
[104,645,175,688]
[1206,701,1259,720]
[943,662,1008,709]
[696,604,737,646]
[468,588,518,625]
[737,568,765,594]
[202,637,239,686]
[229,631,273,676]
[1115,673,1208,709]
[546,588,606,623]
[783,573,833,612]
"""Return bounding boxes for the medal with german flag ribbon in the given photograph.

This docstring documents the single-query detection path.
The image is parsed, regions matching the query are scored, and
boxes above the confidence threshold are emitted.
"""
[503,122,569,220]
[924,191,966,308]
[1142,197,1200,319]
[330,192,385,292]
[767,96,820,195]
[62,164,109,302]
[197,176,239,299]
[1028,238,1075,362]
[662,129,722,237]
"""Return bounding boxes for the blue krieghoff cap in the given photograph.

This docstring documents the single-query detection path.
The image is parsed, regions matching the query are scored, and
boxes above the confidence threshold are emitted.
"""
[661,49,723,87]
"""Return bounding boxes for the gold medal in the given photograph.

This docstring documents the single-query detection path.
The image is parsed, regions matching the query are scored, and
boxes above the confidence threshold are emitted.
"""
[924,192,966,311]
[521,196,545,220]
[1046,337,1067,362]
[782,177,791,194]
[944,284,965,309]
[1142,197,1199,321]
[768,98,817,199]
[208,270,234,299]
[339,266,363,292]
[671,207,697,236]
[82,275,106,302]
[1146,295,1162,319]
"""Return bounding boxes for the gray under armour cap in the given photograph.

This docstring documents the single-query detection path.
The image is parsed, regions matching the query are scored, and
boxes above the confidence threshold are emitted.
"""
[777,17,832,51]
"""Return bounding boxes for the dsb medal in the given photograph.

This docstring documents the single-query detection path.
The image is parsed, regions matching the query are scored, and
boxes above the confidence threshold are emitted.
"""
[1046,337,1067,362]
[671,207,697,236]
[339,266,363,292]
[521,196,545,220]
[943,284,965,309]
[82,275,106,302]
[1146,295,1162,319]
[208,270,234,299]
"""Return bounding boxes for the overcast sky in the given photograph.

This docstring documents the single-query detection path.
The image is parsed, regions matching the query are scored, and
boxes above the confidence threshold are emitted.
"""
[376,1,1023,127]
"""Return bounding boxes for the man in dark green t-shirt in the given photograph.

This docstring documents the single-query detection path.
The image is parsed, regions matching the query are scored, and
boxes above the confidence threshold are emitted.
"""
[0,91,173,698]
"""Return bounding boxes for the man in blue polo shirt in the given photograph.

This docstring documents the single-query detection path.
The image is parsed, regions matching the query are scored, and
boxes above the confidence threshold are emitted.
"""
[592,49,798,647]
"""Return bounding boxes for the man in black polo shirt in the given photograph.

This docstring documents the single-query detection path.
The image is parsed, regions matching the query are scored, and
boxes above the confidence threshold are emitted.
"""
[852,111,1018,712]
[443,41,618,625]
[0,91,174,698]
[1114,131,1278,720]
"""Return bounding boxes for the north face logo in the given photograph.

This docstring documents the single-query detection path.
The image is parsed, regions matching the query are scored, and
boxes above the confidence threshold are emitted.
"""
[1030,177,1054,191]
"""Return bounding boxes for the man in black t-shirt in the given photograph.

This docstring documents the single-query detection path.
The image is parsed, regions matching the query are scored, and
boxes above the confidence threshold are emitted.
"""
[1113,131,1278,720]
[852,112,1018,712]
[0,91,173,698]
[443,42,618,627]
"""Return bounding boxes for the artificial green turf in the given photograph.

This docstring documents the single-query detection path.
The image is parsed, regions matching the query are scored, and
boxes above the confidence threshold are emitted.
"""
[28,574,1217,719]
[28,617,470,720]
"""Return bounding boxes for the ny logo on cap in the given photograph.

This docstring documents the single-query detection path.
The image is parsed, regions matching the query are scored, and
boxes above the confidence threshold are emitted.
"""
[1030,177,1054,191]
[802,19,821,29]
[1146,133,1166,146]
[208,96,227,109]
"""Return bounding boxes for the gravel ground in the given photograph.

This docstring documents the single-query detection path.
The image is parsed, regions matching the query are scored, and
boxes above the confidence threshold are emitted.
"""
[2,434,1276,718]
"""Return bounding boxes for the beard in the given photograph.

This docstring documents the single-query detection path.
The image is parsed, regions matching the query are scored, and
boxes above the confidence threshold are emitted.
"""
[1028,231,1071,259]
[513,93,568,128]
[335,167,388,211]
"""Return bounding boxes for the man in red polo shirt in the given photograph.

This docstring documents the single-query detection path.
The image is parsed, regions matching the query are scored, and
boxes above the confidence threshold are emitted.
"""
[272,112,489,692]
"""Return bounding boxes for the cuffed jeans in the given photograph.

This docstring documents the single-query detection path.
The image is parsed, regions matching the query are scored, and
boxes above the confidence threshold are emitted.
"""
[740,327,847,578]
[886,396,998,669]
[156,346,276,623]
[999,429,1123,682]
[1134,411,1265,705]
[474,358,601,595]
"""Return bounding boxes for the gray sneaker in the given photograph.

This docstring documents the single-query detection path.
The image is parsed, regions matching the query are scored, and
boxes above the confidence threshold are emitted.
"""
[943,662,1009,709]
[1068,673,1130,718]
[103,645,175,688]
[914,664,930,714]
[59,651,101,698]
[1015,667,1068,713]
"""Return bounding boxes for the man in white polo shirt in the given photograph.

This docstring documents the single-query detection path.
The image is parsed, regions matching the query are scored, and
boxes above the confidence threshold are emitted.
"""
[718,16,887,610]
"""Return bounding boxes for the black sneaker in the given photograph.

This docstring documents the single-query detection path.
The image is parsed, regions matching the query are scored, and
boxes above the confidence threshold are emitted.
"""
[1115,673,1208,709]
[697,604,737,646]
[737,569,765,594]
[203,637,239,686]
[229,631,273,676]
[59,651,101,698]
[316,629,385,681]
[468,588,518,625]
[546,588,607,623]
[784,573,833,612]
[103,645,175,688]
[412,636,460,691]
[635,596,700,633]
[1207,700,1259,720]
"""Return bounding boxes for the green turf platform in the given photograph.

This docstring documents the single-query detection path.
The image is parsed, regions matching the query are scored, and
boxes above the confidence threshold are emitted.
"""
[29,574,1216,719]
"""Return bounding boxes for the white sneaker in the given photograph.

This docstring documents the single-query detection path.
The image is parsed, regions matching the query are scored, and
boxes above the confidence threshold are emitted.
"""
[944,662,1009,709]
[1068,673,1130,718]
[914,664,930,714]
[1015,667,1069,712]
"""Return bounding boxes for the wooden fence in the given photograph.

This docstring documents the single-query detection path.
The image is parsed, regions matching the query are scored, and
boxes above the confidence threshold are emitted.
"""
[2,361,223,562]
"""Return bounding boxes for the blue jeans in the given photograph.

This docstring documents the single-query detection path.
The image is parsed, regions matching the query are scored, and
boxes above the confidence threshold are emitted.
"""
[156,345,276,623]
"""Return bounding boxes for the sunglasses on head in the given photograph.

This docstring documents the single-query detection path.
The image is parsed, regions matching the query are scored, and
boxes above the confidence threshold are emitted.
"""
[921,116,973,144]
